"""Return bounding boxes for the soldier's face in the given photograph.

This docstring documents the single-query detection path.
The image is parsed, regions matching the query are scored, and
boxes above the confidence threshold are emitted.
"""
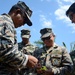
[14,14,25,28]
[22,38,29,44]
[68,12,75,23]
[13,9,26,28]
[42,34,55,47]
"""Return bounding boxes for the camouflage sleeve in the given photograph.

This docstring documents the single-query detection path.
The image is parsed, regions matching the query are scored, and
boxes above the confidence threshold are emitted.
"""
[0,18,28,69]
[33,49,40,58]
[30,45,39,55]
[52,47,73,75]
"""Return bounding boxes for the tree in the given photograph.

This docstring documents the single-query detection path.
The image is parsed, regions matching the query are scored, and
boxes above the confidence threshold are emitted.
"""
[70,41,75,52]
[62,42,66,47]
[34,39,44,48]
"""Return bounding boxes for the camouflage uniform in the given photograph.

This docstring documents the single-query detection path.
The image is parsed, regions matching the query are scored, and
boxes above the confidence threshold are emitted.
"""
[34,44,73,75]
[33,28,73,75]
[70,50,75,75]
[18,29,38,75]
[0,13,29,75]
[18,41,37,75]
[0,0,34,73]
[0,1,37,75]
[18,41,37,55]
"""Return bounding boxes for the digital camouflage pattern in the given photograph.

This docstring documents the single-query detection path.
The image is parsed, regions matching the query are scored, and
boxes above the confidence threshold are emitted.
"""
[34,43,73,75]
[18,41,38,75]
[70,50,75,75]
[0,14,28,75]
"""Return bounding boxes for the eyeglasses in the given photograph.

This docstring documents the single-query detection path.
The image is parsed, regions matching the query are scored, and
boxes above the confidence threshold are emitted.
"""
[41,36,51,41]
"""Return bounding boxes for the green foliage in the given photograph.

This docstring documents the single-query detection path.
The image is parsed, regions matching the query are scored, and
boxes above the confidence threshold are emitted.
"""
[40,66,47,70]
[70,42,75,52]
[62,42,66,47]
[34,39,44,48]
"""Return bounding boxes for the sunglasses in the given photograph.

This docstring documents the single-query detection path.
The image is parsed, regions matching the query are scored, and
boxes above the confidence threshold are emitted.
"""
[41,36,51,41]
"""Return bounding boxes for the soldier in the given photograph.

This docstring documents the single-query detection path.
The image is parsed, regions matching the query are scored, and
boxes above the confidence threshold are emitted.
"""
[66,2,75,23]
[18,29,38,75]
[0,1,38,75]
[18,29,38,55]
[34,28,73,75]
[66,2,75,75]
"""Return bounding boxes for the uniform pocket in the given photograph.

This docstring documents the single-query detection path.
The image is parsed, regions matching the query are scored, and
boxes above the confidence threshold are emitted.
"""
[51,54,62,66]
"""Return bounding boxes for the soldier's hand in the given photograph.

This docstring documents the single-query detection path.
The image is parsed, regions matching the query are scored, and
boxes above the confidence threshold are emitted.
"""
[36,62,42,69]
[42,69,54,75]
[37,69,43,74]
[26,55,38,68]
[36,63,46,74]
[36,68,54,75]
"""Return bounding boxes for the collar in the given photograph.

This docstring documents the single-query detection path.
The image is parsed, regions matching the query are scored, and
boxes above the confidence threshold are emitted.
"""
[43,43,58,53]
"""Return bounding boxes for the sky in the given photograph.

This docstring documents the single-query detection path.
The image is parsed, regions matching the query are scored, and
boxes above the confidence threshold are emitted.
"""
[0,0,75,52]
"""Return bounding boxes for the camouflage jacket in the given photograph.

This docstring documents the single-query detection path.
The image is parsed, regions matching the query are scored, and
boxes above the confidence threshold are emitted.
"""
[18,41,38,55]
[0,14,28,75]
[34,43,73,75]
[18,41,38,75]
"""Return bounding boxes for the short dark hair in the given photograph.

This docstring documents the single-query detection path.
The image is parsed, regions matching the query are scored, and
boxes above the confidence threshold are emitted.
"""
[66,2,75,16]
